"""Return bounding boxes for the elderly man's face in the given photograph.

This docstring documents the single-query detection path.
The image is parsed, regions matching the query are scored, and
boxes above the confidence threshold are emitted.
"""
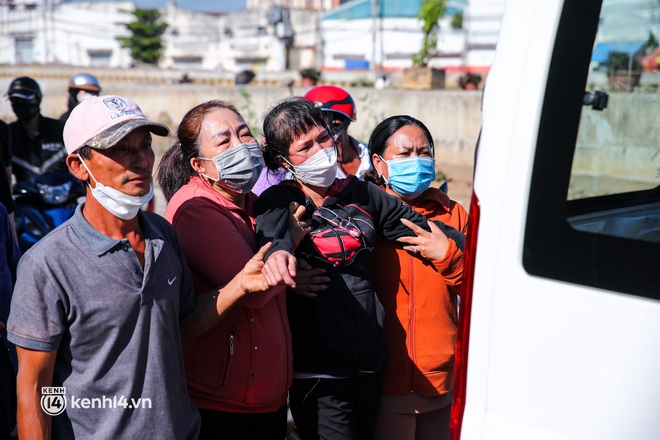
[87,126,155,197]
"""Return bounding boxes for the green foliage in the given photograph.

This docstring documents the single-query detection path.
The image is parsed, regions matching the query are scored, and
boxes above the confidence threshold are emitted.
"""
[237,89,260,137]
[349,77,374,87]
[458,72,482,88]
[645,32,658,51]
[117,9,167,65]
[412,0,447,67]
[605,51,642,74]
[356,92,386,135]
[451,11,463,29]
[299,68,321,81]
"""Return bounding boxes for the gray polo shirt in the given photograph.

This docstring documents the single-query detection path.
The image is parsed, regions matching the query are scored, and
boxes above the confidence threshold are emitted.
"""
[7,204,200,439]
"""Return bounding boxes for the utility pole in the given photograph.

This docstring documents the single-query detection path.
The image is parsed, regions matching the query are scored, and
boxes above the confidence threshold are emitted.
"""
[42,0,50,63]
[316,11,324,70]
[371,0,377,72]
[379,0,384,75]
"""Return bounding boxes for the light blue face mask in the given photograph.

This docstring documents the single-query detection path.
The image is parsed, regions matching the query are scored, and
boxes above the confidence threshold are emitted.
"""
[381,156,436,199]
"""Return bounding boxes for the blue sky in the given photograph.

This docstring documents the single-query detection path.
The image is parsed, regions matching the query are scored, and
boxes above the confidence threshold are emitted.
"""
[137,0,246,12]
[66,0,247,13]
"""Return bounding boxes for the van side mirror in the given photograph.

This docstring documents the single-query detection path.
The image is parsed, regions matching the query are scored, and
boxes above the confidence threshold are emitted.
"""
[582,91,608,111]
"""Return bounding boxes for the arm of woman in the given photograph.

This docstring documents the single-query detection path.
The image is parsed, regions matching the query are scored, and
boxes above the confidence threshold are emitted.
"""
[254,185,300,256]
[180,243,276,338]
[173,199,282,310]
[367,182,466,251]
[396,218,464,286]
[254,185,306,285]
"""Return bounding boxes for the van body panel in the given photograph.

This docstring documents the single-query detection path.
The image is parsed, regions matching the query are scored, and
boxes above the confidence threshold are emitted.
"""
[458,0,660,438]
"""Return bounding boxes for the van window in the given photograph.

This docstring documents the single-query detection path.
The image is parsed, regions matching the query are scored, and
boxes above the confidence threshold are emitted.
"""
[523,0,660,300]
[568,0,659,201]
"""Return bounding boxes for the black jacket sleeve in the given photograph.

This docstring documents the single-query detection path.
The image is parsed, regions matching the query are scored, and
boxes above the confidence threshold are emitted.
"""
[254,183,308,261]
[366,181,465,251]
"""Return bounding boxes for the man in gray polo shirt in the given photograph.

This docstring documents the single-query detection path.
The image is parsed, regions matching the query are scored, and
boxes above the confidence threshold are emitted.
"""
[6,95,276,439]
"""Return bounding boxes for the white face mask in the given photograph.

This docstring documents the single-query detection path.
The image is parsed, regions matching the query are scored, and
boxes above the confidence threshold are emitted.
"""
[285,146,337,188]
[199,142,264,194]
[78,154,153,220]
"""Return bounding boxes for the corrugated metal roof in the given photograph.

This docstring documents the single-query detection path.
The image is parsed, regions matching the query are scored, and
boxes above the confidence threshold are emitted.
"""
[323,0,466,20]
[591,41,646,63]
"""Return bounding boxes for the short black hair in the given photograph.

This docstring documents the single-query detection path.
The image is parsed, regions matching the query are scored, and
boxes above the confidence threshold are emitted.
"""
[364,115,435,185]
[261,97,331,170]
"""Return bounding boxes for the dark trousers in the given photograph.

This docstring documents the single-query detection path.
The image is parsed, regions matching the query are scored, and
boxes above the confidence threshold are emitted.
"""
[197,405,287,440]
[289,373,382,440]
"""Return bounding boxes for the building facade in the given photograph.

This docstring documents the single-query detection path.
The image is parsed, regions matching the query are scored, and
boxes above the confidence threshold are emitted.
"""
[0,0,515,75]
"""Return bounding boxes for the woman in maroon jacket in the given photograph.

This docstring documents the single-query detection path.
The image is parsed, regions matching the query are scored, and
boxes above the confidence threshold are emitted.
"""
[157,100,324,440]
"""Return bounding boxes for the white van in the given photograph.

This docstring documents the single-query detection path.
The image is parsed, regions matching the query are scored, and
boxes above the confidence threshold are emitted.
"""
[451,0,659,439]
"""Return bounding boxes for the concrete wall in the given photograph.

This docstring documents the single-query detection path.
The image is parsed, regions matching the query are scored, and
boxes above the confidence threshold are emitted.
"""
[1,75,657,188]
[0,77,483,166]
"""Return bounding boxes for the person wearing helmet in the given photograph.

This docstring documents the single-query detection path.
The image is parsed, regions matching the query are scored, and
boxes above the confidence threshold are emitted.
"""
[6,76,68,183]
[304,85,372,180]
[60,73,102,123]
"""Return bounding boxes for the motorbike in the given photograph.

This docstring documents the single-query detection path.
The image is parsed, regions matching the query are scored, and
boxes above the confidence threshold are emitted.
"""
[13,172,85,253]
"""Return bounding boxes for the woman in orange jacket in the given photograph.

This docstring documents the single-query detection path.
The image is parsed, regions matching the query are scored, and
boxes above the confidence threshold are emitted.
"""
[366,115,469,440]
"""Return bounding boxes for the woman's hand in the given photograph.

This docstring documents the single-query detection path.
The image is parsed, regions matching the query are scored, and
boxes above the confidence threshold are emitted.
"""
[289,201,313,249]
[290,259,330,298]
[238,242,275,294]
[261,249,298,288]
[397,218,449,261]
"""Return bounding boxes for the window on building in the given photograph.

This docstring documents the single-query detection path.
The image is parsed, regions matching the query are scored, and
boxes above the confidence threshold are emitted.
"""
[88,50,112,67]
[15,37,33,64]
[173,56,203,70]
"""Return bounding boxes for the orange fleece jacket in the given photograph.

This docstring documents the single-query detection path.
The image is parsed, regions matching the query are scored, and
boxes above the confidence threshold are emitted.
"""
[372,186,468,397]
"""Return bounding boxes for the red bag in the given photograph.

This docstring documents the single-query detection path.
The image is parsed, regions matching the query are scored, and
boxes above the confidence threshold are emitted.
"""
[309,226,363,266]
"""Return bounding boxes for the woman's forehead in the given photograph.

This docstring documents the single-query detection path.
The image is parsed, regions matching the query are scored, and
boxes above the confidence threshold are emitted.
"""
[201,109,247,138]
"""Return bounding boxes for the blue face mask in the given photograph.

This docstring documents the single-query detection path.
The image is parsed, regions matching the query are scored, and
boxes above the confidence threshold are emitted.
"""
[381,156,436,199]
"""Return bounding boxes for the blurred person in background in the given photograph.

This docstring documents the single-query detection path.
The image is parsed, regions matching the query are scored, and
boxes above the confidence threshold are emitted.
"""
[365,115,469,440]
[1,120,12,187]
[60,73,102,123]
[6,76,68,182]
[304,85,372,180]
[0,121,16,236]
[0,200,20,440]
